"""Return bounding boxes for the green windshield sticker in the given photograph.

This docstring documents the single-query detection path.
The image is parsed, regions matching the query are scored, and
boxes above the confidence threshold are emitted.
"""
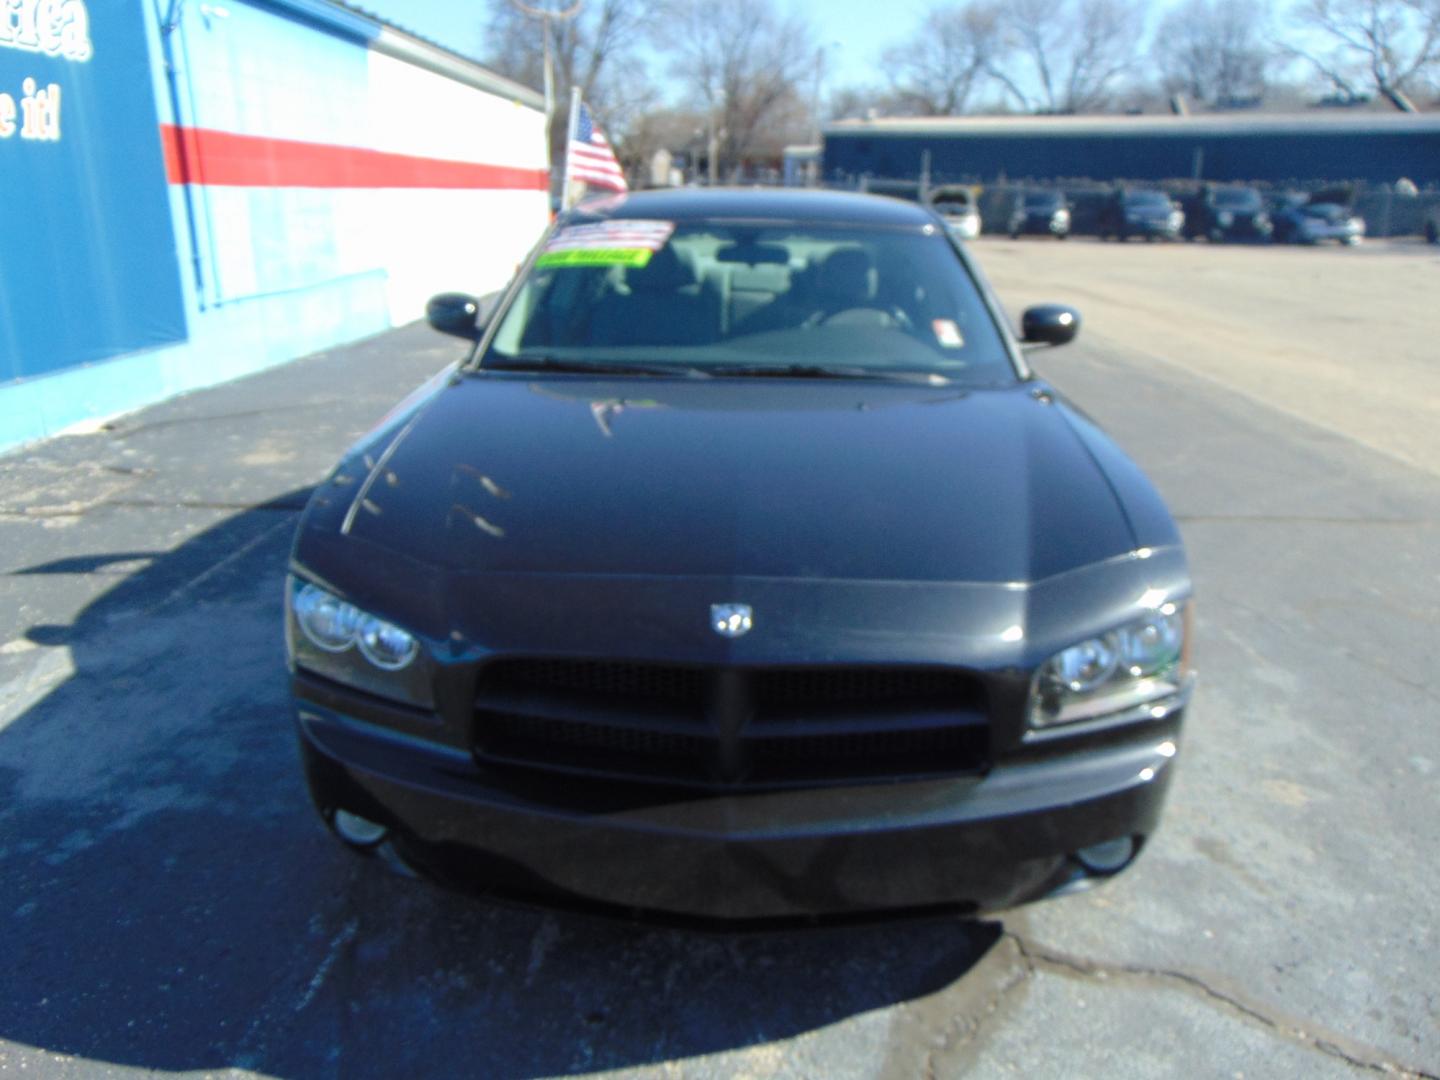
[536,248,656,269]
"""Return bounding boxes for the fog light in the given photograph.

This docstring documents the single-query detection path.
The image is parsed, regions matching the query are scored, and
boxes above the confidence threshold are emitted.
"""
[332,809,388,848]
[1075,836,1135,874]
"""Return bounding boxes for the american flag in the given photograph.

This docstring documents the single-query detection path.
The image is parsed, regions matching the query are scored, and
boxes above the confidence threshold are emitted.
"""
[568,102,628,193]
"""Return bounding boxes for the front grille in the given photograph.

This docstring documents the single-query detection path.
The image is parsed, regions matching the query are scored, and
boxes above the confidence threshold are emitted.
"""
[474,659,989,788]
[490,714,709,758]
[494,659,708,703]
[753,667,981,709]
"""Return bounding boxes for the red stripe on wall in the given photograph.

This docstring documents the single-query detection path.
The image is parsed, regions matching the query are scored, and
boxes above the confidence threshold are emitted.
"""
[160,124,548,191]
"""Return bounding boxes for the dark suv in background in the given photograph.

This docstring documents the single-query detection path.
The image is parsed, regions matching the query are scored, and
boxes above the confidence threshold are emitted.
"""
[1098,188,1184,241]
[1183,185,1272,242]
[1009,190,1071,239]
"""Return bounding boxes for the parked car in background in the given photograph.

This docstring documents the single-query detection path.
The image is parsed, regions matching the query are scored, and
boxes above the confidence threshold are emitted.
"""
[1272,195,1365,245]
[287,188,1195,923]
[1098,188,1184,241]
[1182,185,1272,242]
[929,186,982,240]
[1009,190,1071,239]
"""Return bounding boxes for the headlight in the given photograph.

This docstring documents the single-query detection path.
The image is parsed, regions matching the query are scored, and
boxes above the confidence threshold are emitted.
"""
[1053,209,1070,224]
[287,577,433,707]
[1255,213,1271,228]
[1217,211,1234,226]
[358,616,420,671]
[1029,603,1192,729]
[1168,210,1184,228]
[293,584,363,652]
[1350,217,1366,234]
[294,582,417,666]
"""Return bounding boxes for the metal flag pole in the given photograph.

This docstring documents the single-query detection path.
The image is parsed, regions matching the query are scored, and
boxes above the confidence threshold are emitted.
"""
[560,85,582,211]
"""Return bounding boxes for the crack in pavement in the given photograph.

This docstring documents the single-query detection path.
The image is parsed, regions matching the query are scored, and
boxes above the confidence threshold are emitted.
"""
[1007,932,1438,1079]
[0,497,311,518]
[912,936,1031,1080]
[95,401,354,438]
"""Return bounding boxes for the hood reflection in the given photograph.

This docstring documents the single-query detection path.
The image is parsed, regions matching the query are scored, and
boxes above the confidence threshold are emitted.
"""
[327,372,1137,584]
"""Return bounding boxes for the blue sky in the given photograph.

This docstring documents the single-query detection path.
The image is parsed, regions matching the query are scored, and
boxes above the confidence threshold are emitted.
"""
[351,0,933,94]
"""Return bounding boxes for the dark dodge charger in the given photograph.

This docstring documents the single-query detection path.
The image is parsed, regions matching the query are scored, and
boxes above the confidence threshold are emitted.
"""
[287,189,1194,922]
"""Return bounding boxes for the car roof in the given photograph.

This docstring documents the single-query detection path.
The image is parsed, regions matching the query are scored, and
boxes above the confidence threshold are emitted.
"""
[566,188,937,228]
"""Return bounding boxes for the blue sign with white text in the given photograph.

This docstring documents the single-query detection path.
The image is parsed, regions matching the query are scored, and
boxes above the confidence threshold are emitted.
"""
[0,0,188,383]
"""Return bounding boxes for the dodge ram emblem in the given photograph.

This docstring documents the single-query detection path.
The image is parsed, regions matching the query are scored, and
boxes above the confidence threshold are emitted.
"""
[710,603,753,638]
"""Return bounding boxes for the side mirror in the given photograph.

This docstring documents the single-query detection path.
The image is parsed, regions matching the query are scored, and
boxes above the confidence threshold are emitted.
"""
[425,292,484,340]
[1021,304,1081,347]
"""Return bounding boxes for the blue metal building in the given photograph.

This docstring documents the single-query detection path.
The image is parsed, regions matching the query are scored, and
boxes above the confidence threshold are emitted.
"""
[823,113,1440,188]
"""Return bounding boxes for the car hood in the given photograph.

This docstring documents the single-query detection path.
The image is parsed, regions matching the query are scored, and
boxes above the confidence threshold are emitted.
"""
[318,374,1141,586]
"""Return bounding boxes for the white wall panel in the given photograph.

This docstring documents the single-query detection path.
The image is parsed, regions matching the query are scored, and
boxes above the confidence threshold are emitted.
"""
[365,51,548,167]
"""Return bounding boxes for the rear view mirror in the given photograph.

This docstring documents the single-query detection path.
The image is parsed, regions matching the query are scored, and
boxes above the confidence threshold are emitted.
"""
[425,293,484,340]
[715,242,789,265]
[1021,304,1081,347]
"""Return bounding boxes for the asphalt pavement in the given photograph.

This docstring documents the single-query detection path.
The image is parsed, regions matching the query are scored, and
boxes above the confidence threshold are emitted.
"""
[0,248,1436,1078]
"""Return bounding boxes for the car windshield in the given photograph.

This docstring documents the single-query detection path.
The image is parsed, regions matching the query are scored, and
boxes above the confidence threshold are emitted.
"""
[482,221,1017,385]
[1124,192,1172,209]
[1213,188,1262,210]
[1024,193,1062,209]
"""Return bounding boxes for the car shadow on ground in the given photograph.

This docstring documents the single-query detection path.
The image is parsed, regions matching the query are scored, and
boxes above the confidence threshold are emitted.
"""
[0,495,1002,1077]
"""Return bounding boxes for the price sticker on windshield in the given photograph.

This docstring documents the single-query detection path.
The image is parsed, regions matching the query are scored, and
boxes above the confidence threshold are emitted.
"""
[537,219,676,269]
[932,319,965,348]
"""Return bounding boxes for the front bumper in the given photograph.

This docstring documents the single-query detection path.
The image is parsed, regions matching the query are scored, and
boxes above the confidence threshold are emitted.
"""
[1210,217,1272,241]
[295,676,1185,922]
[1013,215,1069,236]
[1298,223,1363,243]
[945,216,981,240]
[1123,218,1180,238]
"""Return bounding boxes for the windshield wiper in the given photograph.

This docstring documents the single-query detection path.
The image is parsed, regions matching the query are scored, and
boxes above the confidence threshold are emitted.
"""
[483,357,712,377]
[707,363,951,384]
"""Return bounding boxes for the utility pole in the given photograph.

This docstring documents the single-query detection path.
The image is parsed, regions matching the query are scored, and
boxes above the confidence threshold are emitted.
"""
[707,114,720,186]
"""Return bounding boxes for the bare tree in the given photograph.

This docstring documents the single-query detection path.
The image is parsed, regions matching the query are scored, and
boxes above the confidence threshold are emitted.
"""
[1283,0,1440,109]
[882,3,1009,116]
[992,0,1145,112]
[1153,0,1272,105]
[826,84,892,121]
[664,0,819,178]
[481,0,660,164]
[615,107,707,176]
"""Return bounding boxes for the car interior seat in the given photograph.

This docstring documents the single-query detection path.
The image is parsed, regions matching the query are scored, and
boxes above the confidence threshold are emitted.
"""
[589,245,719,347]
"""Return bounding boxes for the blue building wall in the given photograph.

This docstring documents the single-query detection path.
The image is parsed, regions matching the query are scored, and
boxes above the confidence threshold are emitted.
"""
[0,0,187,384]
[0,0,547,453]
